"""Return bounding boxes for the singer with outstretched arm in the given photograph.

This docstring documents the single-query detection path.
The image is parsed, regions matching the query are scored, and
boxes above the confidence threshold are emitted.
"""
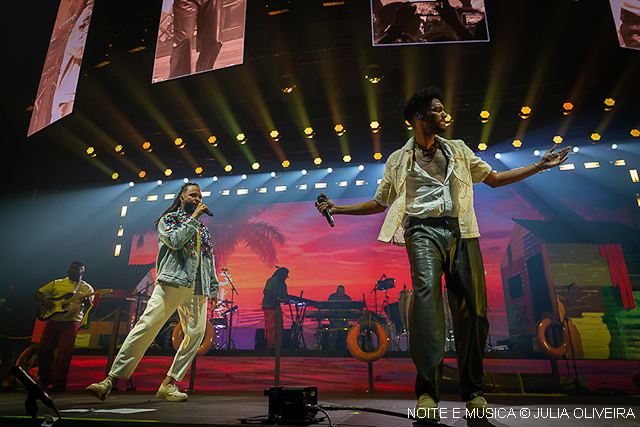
[315,87,570,422]
[87,182,219,402]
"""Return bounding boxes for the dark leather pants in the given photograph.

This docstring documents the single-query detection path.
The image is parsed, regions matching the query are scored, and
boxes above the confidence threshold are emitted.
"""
[404,216,488,402]
[170,0,221,78]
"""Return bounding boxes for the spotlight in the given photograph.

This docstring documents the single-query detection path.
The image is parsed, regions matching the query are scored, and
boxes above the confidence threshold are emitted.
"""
[224,164,233,172]
[365,64,383,84]
[183,178,189,183]
[112,173,119,180]
[267,0,290,15]
[270,130,280,141]
[603,98,615,111]
[270,171,276,177]
[334,124,346,136]
[195,166,203,174]
[282,160,290,168]
[115,145,124,154]
[86,146,96,157]
[139,170,146,178]
[280,73,296,93]
[631,129,640,137]
[343,155,352,163]
[301,169,308,175]
[212,176,218,181]
[553,136,563,144]
[326,167,333,173]
[358,165,365,171]
[373,152,383,160]
[533,150,540,157]
[142,141,152,152]
[303,127,315,138]
[591,133,601,141]
[478,143,487,151]
[314,157,322,165]
[611,144,618,150]
[208,136,218,146]
[174,138,185,149]
[164,168,173,176]
[369,121,381,133]
[252,162,260,170]
[157,179,163,185]
[519,106,531,119]
[494,153,502,159]
[561,102,574,115]
[631,169,640,183]
[236,133,247,144]
[479,110,491,123]
[242,174,247,180]
[129,181,135,187]
[512,140,522,148]
[573,146,580,152]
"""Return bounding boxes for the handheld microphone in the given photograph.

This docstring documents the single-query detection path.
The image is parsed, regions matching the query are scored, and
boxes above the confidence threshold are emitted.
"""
[203,208,213,217]
[317,194,334,227]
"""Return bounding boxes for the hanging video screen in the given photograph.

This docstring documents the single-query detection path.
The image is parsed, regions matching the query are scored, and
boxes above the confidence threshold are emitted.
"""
[609,0,640,50]
[27,0,95,136]
[152,0,247,83]
[371,0,489,45]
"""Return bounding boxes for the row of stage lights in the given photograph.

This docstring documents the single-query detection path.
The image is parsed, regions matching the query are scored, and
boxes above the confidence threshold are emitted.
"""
[123,165,368,188]
[90,99,638,181]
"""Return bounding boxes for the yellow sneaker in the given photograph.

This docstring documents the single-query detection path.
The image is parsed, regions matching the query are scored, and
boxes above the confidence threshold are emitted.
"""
[414,393,440,422]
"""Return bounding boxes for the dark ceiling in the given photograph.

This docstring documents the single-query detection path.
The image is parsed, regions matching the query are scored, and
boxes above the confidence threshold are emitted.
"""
[2,0,640,197]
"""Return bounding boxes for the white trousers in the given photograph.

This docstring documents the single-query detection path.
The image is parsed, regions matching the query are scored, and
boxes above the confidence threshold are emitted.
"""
[109,283,207,382]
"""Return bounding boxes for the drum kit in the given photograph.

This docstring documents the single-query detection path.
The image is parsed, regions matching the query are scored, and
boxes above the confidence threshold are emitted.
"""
[373,276,412,346]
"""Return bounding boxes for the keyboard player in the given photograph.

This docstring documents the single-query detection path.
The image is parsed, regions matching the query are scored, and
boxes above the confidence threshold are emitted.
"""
[262,267,289,350]
[327,285,351,350]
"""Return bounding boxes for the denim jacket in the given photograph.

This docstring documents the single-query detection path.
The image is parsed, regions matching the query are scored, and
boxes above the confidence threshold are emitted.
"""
[155,214,219,298]
[374,136,492,245]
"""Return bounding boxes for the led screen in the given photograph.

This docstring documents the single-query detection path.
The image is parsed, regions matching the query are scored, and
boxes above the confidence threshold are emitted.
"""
[152,0,248,83]
[609,0,640,50]
[28,0,95,136]
[371,0,489,45]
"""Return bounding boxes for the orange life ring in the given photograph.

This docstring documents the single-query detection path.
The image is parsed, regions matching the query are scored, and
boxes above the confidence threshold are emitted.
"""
[535,318,570,358]
[15,343,40,382]
[346,322,388,363]
[172,321,215,357]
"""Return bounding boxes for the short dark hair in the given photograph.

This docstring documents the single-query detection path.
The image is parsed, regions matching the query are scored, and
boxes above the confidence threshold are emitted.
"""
[337,285,345,291]
[71,261,85,267]
[402,87,444,123]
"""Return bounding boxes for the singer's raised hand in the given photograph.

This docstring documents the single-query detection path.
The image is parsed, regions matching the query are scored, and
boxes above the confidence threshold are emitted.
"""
[315,193,335,215]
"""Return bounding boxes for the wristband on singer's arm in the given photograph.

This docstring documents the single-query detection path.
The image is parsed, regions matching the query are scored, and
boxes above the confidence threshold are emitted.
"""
[533,161,544,172]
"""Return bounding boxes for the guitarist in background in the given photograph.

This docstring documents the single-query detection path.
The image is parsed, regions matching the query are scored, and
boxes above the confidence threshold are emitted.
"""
[33,261,93,392]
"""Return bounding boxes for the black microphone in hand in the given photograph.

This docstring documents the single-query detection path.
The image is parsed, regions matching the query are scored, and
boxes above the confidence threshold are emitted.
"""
[317,194,334,227]
[203,208,213,217]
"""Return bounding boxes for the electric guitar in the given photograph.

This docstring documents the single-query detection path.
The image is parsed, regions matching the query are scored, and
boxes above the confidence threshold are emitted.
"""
[37,289,113,321]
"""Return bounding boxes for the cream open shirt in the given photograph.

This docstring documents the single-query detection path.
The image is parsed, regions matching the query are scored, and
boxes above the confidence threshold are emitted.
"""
[374,136,492,246]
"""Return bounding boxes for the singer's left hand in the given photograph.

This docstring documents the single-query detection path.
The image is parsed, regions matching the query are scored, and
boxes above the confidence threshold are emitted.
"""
[315,193,335,215]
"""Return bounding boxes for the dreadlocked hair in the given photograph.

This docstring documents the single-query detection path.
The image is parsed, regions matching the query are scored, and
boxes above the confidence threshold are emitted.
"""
[154,182,200,229]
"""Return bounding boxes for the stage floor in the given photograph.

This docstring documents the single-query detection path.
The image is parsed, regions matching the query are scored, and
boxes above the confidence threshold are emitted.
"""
[2,390,640,427]
[2,356,640,426]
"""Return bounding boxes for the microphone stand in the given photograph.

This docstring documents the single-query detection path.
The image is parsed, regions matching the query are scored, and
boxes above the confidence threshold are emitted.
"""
[222,269,238,350]
[371,274,386,315]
